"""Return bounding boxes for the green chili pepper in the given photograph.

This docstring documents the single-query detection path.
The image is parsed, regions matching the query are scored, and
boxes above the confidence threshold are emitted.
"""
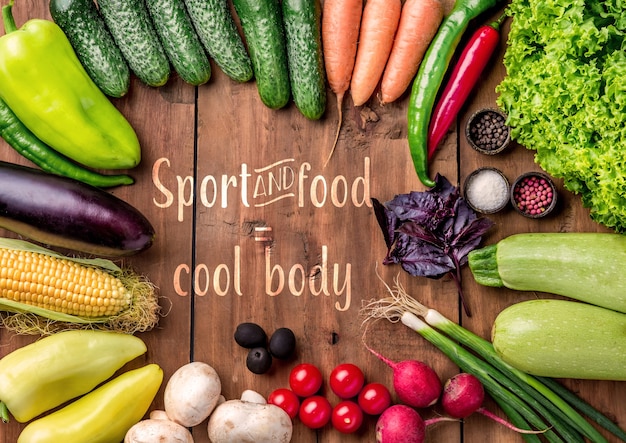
[407,0,505,187]
[0,0,140,170]
[0,97,134,188]
[0,330,148,423]
[17,363,163,443]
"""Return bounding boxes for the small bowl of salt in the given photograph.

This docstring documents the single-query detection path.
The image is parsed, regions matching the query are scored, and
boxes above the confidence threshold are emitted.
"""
[463,167,510,214]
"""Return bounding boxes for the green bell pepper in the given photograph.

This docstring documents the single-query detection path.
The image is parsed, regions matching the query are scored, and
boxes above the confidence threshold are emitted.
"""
[0,0,140,170]
[17,363,163,443]
[0,330,147,423]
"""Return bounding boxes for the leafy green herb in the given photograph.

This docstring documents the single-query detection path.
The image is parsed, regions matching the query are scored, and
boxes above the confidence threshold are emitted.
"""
[372,175,493,316]
[496,0,626,231]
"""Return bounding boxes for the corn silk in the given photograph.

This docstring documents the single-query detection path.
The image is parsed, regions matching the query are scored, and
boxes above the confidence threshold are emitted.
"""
[496,0,626,231]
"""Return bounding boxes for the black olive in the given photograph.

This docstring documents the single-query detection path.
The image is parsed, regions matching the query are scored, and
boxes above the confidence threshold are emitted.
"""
[268,327,296,360]
[234,322,267,348]
[246,347,273,374]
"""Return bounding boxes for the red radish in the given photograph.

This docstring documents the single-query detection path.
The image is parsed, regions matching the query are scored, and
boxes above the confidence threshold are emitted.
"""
[376,405,425,443]
[365,344,441,408]
[441,372,485,418]
[442,373,547,434]
[322,0,363,166]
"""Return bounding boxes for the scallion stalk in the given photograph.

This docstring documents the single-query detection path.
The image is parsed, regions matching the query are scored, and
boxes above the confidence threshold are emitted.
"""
[536,375,626,442]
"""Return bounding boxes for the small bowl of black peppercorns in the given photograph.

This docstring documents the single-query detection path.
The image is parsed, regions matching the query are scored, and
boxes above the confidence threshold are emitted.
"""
[466,108,511,155]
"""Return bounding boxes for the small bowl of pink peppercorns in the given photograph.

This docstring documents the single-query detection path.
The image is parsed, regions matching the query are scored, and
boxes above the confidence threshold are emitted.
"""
[510,171,558,218]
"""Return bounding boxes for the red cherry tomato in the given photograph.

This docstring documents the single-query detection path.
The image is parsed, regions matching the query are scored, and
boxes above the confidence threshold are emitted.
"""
[299,395,332,429]
[329,363,365,399]
[268,388,300,419]
[289,363,323,397]
[331,400,364,434]
[358,382,392,415]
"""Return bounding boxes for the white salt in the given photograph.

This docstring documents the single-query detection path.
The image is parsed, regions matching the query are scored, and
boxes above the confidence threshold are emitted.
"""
[465,169,509,213]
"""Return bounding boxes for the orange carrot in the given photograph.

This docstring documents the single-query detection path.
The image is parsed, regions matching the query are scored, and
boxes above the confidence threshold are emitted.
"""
[380,0,444,105]
[322,0,363,166]
[349,0,401,107]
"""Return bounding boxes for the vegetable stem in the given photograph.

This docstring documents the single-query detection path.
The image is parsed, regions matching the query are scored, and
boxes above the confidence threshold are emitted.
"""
[0,401,8,423]
[536,376,626,442]
[2,0,16,34]
[493,397,543,443]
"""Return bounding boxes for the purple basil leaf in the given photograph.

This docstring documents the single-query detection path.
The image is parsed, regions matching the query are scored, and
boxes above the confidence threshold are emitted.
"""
[396,221,442,248]
[372,174,494,313]
[385,192,440,231]
[387,234,454,278]
[453,217,495,249]
[372,198,397,251]
[451,218,495,266]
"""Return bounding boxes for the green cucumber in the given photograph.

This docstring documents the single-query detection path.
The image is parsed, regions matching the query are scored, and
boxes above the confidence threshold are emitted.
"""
[232,0,291,109]
[468,233,626,313]
[183,0,253,83]
[145,0,211,86]
[282,0,326,120]
[492,299,626,380]
[49,0,130,98]
[96,0,170,87]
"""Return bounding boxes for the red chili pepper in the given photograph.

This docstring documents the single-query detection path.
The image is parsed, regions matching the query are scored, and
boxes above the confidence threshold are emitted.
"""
[427,13,507,160]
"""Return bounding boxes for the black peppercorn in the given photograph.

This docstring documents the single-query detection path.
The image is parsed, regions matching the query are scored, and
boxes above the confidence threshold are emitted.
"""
[466,109,510,154]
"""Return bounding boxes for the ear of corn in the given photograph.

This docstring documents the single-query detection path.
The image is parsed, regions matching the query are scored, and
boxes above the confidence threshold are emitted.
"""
[0,237,160,335]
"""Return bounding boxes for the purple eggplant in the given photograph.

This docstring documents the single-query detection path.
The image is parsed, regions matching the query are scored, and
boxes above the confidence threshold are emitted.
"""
[0,160,154,257]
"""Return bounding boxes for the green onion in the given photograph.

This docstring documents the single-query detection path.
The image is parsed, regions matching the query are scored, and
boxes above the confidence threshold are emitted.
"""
[536,376,626,442]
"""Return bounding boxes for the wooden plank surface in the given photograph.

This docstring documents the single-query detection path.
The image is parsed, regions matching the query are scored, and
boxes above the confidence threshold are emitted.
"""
[0,1,624,442]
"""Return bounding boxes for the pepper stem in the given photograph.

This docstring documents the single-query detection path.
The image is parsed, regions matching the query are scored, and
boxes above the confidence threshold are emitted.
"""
[2,0,17,35]
[0,400,9,423]
[490,11,508,32]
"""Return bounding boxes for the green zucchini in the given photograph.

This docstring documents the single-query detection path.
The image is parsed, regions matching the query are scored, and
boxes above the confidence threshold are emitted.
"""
[49,0,130,98]
[468,233,626,313]
[183,0,253,83]
[232,0,291,109]
[492,299,626,380]
[96,0,170,87]
[145,0,211,86]
[282,0,326,120]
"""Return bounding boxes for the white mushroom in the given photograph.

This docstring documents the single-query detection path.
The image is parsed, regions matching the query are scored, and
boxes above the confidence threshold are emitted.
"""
[207,390,293,443]
[164,361,222,427]
[124,418,194,443]
[149,410,170,421]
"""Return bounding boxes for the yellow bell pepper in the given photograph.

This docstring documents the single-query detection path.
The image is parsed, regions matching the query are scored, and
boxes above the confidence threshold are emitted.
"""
[17,363,163,443]
[0,330,147,423]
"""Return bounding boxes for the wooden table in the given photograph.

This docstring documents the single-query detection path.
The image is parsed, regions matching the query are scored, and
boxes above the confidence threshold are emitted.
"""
[1,1,624,442]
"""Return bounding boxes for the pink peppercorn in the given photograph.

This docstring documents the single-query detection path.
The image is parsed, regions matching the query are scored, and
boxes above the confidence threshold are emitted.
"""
[512,173,556,217]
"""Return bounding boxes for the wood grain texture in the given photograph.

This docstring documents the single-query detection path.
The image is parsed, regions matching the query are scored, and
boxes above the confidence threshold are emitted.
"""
[0,1,623,443]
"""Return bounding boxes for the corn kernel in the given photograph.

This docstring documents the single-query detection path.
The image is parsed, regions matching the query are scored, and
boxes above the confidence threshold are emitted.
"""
[0,248,131,318]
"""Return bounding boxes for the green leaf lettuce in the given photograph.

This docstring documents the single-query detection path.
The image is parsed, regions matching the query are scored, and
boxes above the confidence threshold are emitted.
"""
[496,0,626,231]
